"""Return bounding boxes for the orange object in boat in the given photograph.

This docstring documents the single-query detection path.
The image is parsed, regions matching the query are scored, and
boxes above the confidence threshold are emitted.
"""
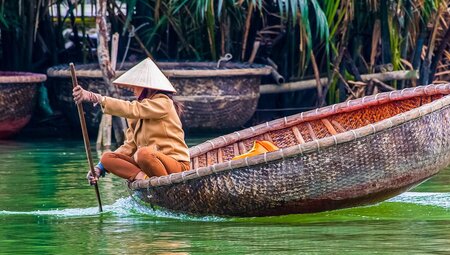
[232,141,279,160]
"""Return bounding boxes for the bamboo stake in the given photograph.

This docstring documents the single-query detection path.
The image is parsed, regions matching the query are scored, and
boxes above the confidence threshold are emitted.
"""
[111,33,119,71]
[248,40,260,64]
[70,63,103,213]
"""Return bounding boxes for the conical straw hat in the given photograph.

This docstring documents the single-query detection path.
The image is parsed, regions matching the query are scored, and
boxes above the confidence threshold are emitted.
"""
[112,58,176,93]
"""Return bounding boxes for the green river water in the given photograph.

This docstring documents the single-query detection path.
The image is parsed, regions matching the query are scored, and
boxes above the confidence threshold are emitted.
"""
[1,138,450,254]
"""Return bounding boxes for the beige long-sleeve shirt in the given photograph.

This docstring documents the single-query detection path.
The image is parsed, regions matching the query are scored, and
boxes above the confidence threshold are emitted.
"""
[100,93,190,162]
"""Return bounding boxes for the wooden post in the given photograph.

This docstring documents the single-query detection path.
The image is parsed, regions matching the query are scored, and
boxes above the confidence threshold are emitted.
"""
[96,0,125,151]
[96,0,115,83]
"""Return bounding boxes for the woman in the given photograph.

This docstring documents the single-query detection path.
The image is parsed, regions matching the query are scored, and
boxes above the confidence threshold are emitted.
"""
[72,58,190,184]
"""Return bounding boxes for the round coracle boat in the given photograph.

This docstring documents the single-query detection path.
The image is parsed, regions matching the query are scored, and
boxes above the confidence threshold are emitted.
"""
[47,63,134,135]
[47,62,271,133]
[129,84,450,217]
[0,72,46,139]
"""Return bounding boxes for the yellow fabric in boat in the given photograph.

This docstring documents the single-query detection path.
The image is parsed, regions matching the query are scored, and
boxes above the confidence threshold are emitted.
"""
[232,141,280,160]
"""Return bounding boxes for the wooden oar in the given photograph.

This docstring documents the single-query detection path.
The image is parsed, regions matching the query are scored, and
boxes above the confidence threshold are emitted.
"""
[69,63,103,213]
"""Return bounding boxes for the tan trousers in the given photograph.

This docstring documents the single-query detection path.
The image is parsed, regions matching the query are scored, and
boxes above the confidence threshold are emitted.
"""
[100,147,190,180]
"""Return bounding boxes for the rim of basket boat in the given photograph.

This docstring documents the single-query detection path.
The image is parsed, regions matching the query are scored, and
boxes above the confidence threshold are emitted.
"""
[0,72,47,84]
[47,62,272,78]
[130,83,450,189]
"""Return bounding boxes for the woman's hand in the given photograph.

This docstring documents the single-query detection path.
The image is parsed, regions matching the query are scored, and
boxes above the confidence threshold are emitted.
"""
[86,166,102,185]
[73,85,102,105]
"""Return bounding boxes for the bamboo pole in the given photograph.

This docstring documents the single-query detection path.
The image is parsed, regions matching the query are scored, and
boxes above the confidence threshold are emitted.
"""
[70,63,103,213]
[260,70,419,94]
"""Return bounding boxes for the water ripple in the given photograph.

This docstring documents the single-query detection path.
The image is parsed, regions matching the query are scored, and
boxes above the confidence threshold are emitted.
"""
[2,192,449,220]
[388,192,450,208]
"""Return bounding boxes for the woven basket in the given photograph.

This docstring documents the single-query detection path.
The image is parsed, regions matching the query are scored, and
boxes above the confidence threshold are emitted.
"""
[130,84,450,217]
[0,72,46,139]
[47,62,271,133]
[47,64,134,135]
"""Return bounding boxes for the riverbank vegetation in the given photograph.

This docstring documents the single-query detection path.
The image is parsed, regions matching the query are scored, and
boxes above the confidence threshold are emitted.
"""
[1,0,450,105]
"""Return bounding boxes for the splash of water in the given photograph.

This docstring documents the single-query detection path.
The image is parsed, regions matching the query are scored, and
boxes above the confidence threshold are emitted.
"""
[111,196,226,222]
[0,196,225,222]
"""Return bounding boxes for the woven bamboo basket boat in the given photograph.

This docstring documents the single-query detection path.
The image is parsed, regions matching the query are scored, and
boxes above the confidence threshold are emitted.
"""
[0,72,46,139]
[47,62,271,133]
[129,84,450,217]
[47,64,134,135]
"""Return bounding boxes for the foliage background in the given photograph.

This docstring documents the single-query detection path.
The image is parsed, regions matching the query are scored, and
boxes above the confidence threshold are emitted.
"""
[1,0,450,106]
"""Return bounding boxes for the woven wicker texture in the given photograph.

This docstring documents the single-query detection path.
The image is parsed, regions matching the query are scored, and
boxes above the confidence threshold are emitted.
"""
[50,75,134,134]
[0,71,46,83]
[47,62,270,131]
[188,96,436,165]
[130,84,450,216]
[0,72,43,138]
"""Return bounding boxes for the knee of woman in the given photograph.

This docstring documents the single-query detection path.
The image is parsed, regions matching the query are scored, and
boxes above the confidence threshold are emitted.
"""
[134,147,157,163]
[100,152,115,164]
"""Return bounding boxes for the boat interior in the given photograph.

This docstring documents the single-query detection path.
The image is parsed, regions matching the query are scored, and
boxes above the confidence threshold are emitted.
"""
[190,93,445,170]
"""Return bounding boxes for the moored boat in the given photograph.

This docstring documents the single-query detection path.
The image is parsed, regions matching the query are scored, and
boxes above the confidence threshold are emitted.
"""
[0,72,46,139]
[129,84,450,217]
[47,62,271,133]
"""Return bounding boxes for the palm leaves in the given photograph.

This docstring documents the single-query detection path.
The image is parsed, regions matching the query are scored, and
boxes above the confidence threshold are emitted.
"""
[2,0,450,107]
